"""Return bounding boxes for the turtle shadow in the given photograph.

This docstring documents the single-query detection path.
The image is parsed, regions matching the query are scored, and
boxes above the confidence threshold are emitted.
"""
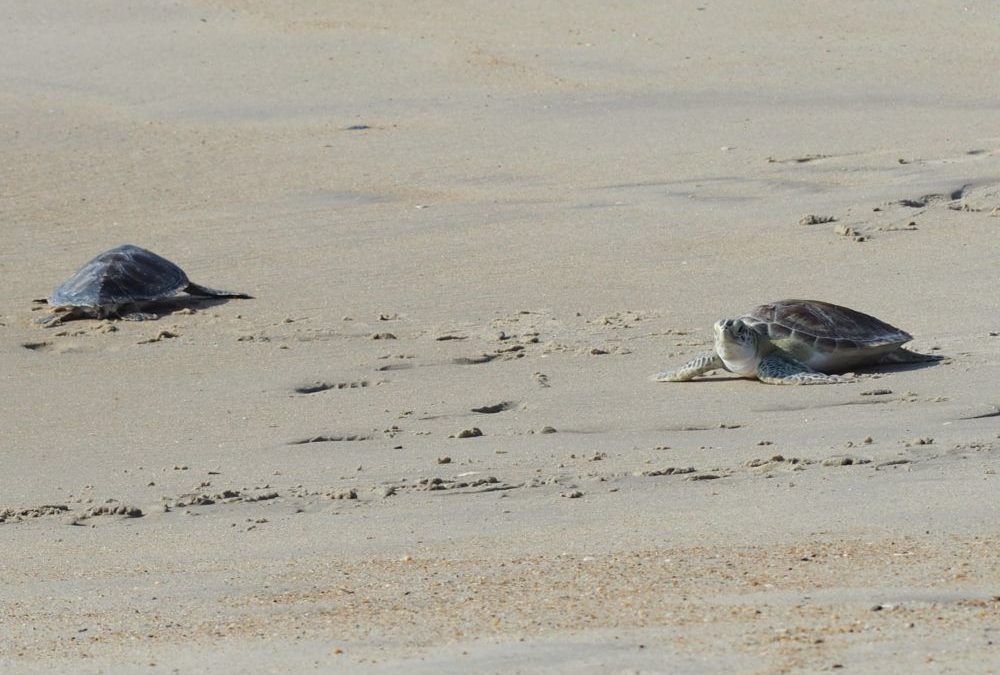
[115,295,245,321]
[33,294,247,325]
[157,295,242,313]
[654,355,947,385]
[649,374,746,384]
[853,357,948,375]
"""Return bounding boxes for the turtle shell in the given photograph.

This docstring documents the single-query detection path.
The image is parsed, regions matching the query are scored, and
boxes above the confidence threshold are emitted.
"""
[49,245,190,309]
[741,300,912,370]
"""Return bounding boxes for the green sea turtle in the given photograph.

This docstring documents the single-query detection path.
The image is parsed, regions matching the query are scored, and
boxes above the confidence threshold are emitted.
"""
[38,244,252,326]
[653,299,942,385]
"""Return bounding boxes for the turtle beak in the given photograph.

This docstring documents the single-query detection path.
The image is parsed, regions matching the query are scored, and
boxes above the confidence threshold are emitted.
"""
[715,319,736,336]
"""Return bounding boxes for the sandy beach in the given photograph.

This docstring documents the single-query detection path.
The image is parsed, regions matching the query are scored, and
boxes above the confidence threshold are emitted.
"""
[2,1,999,672]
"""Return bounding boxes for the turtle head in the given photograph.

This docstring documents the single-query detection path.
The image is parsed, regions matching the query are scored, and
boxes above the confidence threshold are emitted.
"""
[713,318,764,376]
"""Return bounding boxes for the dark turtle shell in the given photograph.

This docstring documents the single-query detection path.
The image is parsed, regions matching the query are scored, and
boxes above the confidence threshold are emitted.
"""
[49,245,190,309]
[741,300,911,354]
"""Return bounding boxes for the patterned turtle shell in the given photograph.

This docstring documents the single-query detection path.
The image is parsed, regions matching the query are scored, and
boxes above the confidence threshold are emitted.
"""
[740,300,912,354]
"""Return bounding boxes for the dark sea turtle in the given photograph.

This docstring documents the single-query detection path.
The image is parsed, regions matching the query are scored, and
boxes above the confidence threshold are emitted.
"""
[38,244,252,326]
[653,299,942,385]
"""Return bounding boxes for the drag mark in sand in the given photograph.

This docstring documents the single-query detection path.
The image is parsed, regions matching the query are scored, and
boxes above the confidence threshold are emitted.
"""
[832,178,1000,241]
[68,501,144,525]
[1,501,143,525]
[0,504,70,523]
[382,475,522,496]
[5,436,995,530]
[172,489,279,508]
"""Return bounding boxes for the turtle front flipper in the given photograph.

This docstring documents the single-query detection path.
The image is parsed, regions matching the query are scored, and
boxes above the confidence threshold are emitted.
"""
[757,351,849,385]
[184,283,253,299]
[36,306,90,327]
[36,311,69,327]
[653,351,724,382]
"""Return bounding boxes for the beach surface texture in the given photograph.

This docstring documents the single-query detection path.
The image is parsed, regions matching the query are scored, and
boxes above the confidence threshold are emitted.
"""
[2,2,999,672]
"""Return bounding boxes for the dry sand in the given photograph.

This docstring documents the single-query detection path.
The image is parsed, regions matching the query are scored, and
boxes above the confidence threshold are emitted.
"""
[2,1,999,672]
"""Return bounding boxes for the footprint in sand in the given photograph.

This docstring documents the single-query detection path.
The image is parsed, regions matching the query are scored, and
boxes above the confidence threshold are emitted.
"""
[288,434,373,445]
[471,401,516,414]
[293,381,370,394]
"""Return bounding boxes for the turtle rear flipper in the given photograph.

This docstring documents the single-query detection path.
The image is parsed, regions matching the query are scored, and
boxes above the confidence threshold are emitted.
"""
[120,310,160,321]
[878,347,944,364]
[184,283,253,299]
[757,351,849,385]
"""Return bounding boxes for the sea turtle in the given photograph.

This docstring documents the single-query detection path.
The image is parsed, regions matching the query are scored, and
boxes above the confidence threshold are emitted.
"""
[653,299,942,385]
[37,244,252,326]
